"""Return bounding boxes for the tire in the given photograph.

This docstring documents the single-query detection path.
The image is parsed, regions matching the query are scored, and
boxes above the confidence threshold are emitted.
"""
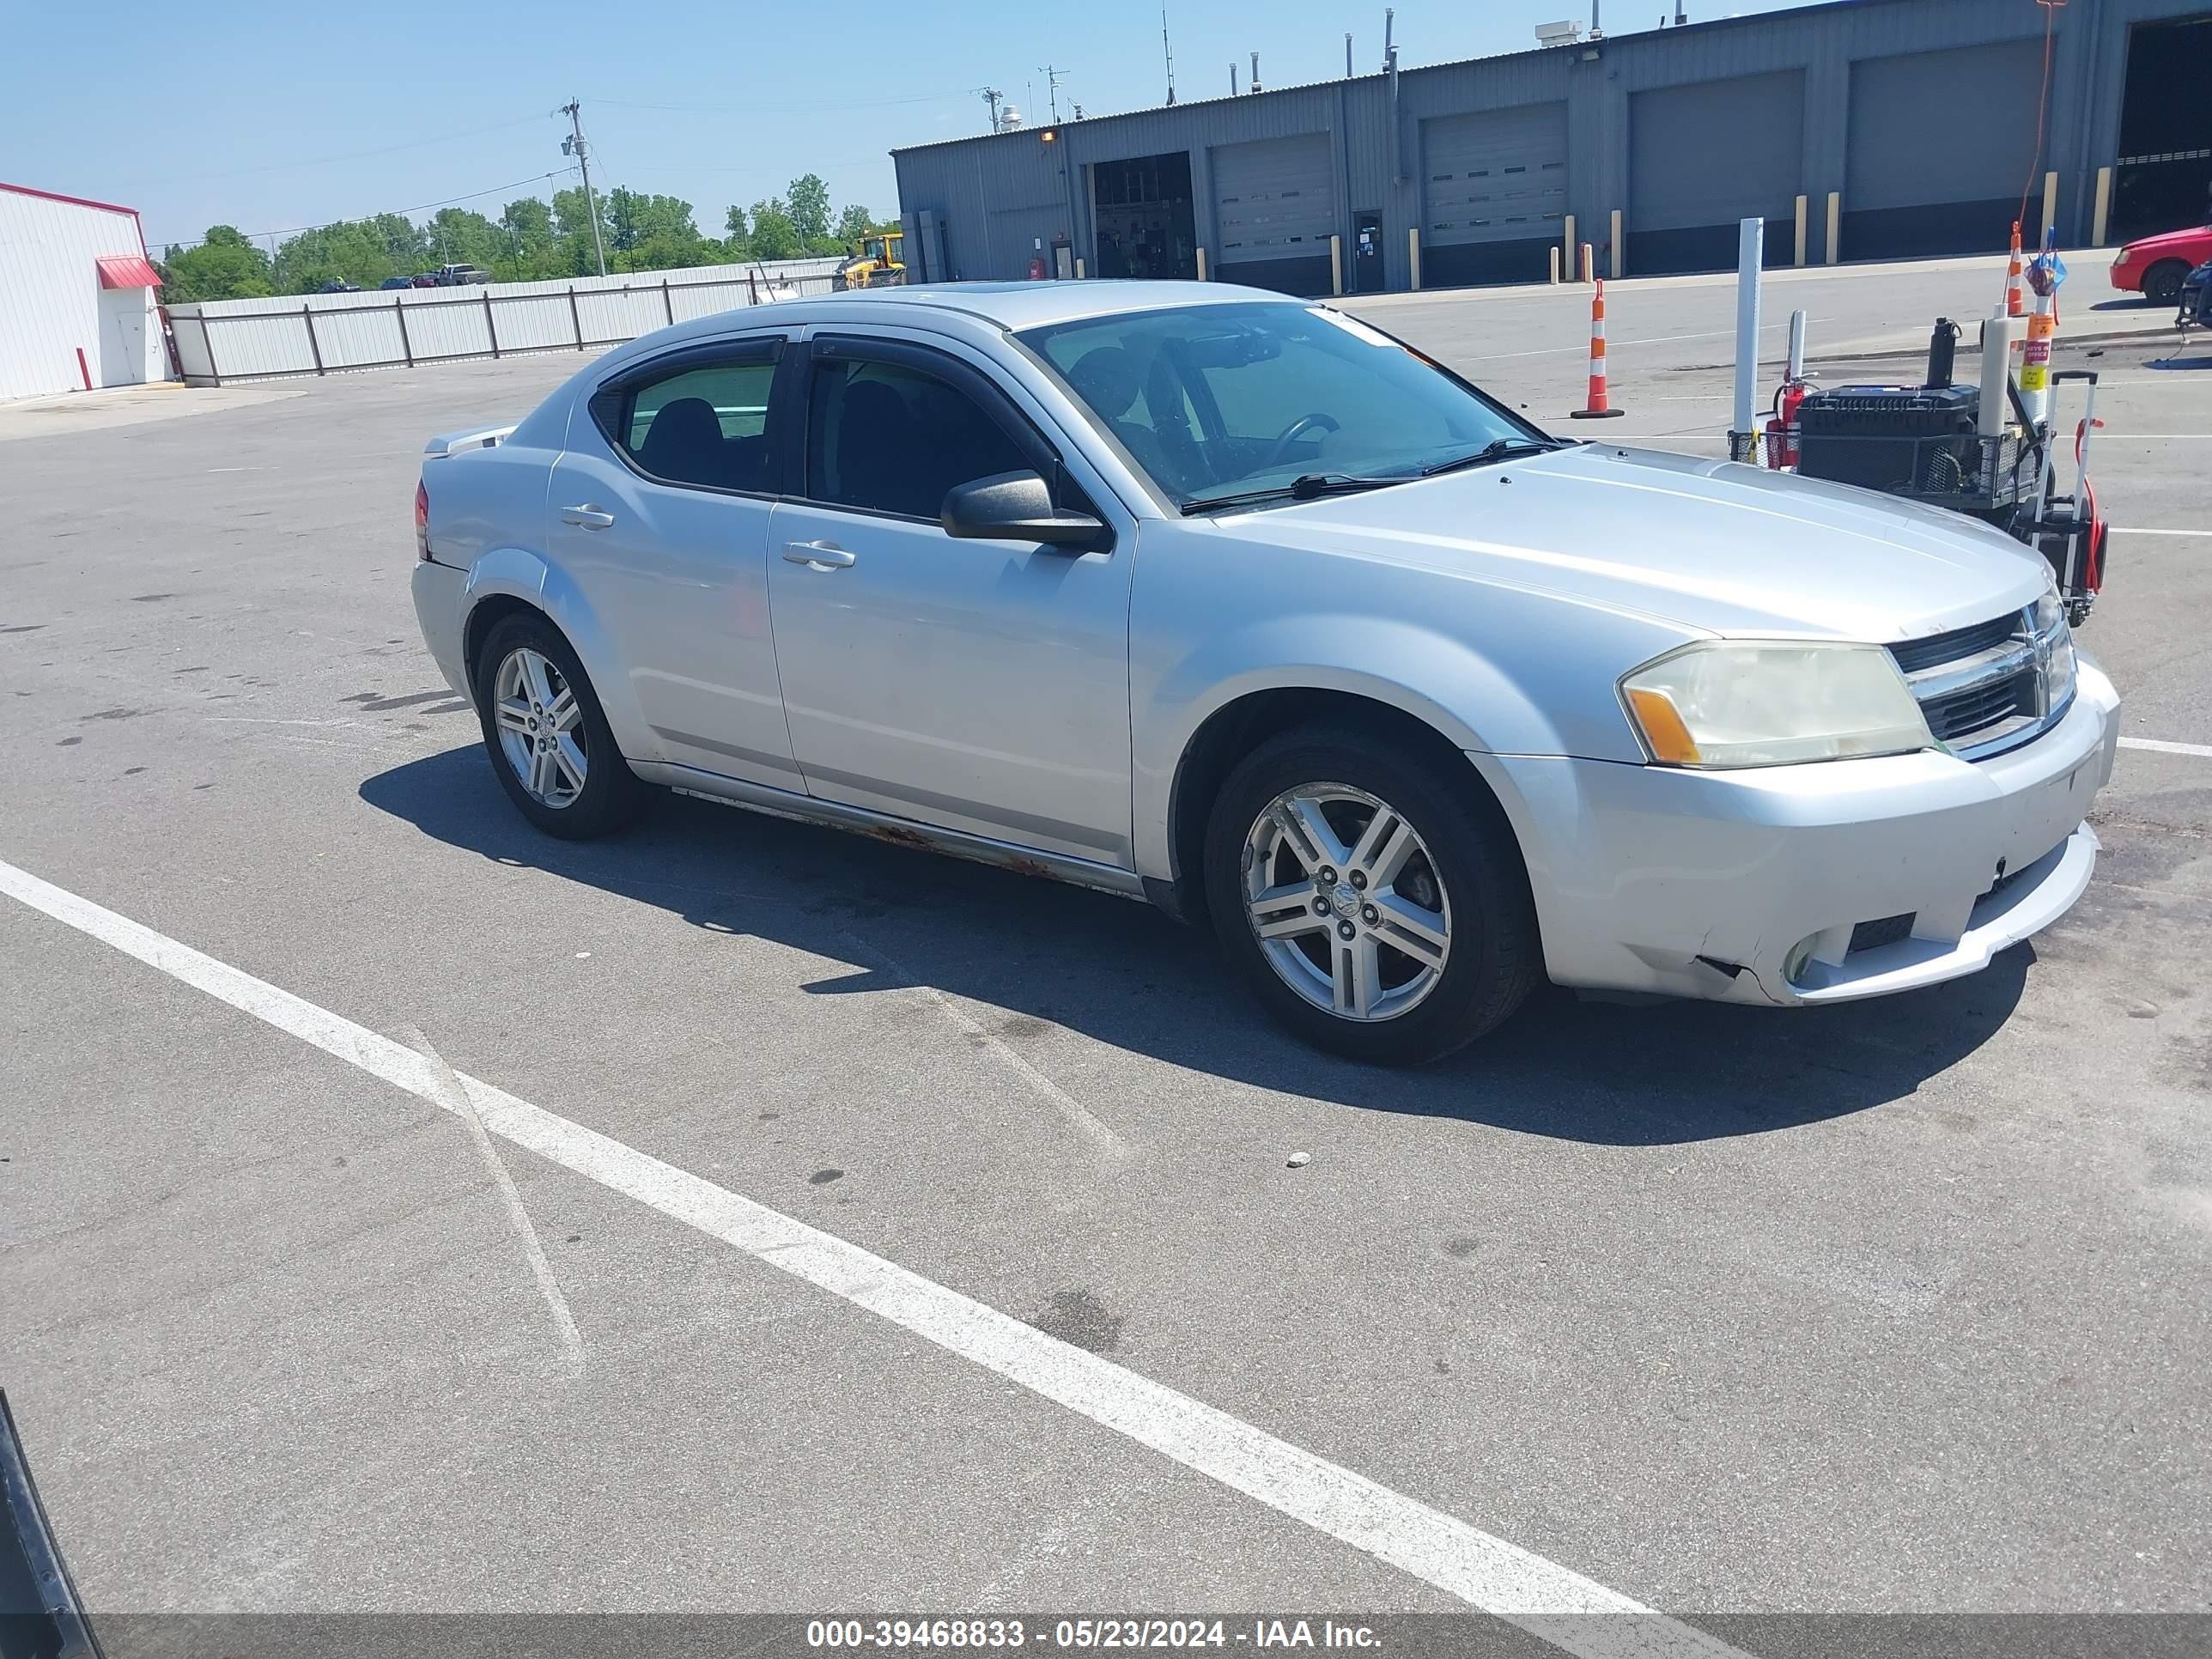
[2143,260,2189,307]
[471,611,645,840]
[1201,721,1541,1066]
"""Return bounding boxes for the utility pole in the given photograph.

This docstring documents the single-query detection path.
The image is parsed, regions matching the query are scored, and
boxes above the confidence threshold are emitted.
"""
[1039,64,1067,124]
[558,99,608,278]
[981,87,1003,133]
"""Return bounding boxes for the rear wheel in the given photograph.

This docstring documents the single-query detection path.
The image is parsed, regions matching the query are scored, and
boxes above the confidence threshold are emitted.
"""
[2143,259,2189,307]
[472,611,644,839]
[1202,723,1540,1065]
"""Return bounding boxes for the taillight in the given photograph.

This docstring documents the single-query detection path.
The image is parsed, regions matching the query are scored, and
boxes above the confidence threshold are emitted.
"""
[415,480,430,562]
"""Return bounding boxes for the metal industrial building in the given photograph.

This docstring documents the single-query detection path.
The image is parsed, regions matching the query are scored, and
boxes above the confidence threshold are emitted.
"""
[892,0,2212,295]
[0,182,171,401]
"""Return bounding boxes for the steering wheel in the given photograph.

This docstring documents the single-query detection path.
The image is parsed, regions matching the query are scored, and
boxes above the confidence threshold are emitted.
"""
[1267,411,1340,468]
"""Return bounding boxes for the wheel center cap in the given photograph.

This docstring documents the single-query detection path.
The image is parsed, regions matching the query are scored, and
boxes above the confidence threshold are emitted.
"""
[1330,884,1362,921]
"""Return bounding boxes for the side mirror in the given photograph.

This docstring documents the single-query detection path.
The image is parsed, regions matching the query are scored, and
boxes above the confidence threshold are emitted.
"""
[941,470,1108,551]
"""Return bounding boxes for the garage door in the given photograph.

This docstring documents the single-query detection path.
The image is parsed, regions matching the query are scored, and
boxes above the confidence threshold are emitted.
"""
[1423,104,1568,246]
[1419,102,1568,287]
[1212,132,1334,293]
[1845,40,2045,258]
[1629,70,1804,274]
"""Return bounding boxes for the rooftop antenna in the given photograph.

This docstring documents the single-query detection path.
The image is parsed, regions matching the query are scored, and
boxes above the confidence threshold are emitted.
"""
[1038,64,1067,124]
[1163,6,1176,104]
[1250,51,1261,93]
[980,87,1003,132]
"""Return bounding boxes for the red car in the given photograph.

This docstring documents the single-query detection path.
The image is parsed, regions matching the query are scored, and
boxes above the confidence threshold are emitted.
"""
[2110,222,2212,305]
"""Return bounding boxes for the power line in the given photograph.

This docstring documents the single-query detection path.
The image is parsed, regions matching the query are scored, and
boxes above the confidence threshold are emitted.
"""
[592,89,970,113]
[151,167,579,252]
[125,114,552,188]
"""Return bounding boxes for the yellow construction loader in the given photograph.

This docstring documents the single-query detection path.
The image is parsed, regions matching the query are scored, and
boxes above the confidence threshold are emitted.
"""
[836,229,907,289]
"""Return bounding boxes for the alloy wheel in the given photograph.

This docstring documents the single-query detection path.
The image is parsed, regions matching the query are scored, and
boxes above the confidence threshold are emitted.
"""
[492,646,588,808]
[1240,783,1452,1021]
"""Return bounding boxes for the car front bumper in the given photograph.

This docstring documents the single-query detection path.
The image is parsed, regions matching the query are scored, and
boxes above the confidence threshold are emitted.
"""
[1472,658,2121,1007]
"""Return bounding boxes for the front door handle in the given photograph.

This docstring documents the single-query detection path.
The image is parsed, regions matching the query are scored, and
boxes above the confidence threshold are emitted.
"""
[561,504,616,530]
[782,541,856,570]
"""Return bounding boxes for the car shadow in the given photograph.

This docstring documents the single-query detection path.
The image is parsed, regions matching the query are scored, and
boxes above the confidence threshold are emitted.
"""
[360,746,2029,1146]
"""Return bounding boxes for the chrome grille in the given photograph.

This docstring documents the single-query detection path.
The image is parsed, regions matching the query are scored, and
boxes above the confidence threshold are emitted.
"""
[1890,602,2073,761]
[1887,614,2019,677]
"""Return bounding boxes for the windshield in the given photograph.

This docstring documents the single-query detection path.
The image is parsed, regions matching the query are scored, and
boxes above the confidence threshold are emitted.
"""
[864,237,886,260]
[1017,301,1542,509]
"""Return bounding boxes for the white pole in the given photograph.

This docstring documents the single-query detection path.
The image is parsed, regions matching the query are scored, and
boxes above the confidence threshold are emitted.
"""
[1730,217,1763,462]
[1786,308,1807,380]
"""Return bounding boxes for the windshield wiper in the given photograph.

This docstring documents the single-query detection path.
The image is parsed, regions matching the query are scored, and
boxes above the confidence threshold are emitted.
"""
[1419,437,1559,476]
[1180,472,1404,515]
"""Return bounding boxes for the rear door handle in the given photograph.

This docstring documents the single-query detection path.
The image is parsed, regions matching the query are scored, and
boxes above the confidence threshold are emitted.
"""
[782,541,856,570]
[561,504,616,529]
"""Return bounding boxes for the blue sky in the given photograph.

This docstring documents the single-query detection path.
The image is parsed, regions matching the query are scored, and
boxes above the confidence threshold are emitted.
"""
[12,0,1814,251]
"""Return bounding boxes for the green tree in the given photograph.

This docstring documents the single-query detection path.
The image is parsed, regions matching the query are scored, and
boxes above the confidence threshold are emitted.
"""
[603,189,705,270]
[724,204,749,242]
[747,199,799,262]
[552,185,613,276]
[832,203,876,245]
[498,197,557,274]
[424,207,502,269]
[158,226,275,302]
[786,173,832,243]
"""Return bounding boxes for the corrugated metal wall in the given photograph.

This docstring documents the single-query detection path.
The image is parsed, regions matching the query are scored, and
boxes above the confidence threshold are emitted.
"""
[0,187,165,401]
[163,258,843,386]
[892,0,2210,290]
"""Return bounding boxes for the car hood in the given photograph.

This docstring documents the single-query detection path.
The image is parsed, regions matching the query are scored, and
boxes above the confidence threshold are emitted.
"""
[2121,225,2212,258]
[1206,443,2052,642]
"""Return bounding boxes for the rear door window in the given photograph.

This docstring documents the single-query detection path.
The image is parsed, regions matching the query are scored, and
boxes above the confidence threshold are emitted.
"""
[602,349,781,494]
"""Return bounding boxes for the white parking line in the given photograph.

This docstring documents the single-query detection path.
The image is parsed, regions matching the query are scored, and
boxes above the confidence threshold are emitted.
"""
[2112,526,2212,536]
[0,853,1749,1659]
[2120,736,2212,758]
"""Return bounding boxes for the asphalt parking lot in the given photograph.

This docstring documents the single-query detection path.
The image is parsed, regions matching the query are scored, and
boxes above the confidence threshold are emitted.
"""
[3,257,2209,1655]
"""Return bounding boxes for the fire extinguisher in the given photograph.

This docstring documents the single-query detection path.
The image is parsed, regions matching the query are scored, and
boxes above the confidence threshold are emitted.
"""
[1765,377,1808,471]
[1029,252,1048,281]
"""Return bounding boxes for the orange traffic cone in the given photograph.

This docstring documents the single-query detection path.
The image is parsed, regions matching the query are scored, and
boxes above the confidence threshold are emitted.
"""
[1571,279,1625,419]
[2006,222,2025,319]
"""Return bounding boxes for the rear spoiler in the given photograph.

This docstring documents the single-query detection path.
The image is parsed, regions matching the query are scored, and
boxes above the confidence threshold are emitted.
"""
[422,422,516,459]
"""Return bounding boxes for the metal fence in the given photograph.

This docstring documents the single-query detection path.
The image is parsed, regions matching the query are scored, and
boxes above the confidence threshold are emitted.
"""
[163,258,846,386]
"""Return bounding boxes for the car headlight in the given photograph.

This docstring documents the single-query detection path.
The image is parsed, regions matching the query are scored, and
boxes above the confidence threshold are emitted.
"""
[2033,586,2076,711]
[1620,641,1933,769]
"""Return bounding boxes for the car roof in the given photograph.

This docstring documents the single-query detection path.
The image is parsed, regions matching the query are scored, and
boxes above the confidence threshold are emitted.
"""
[629,279,1306,356]
[810,279,1298,330]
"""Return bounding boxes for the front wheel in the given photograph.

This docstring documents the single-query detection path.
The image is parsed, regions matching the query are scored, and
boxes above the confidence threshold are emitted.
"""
[472,612,644,839]
[2143,259,2189,307]
[1202,724,1540,1065]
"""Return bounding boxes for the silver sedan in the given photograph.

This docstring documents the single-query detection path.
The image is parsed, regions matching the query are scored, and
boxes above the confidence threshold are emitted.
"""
[411,281,2119,1065]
